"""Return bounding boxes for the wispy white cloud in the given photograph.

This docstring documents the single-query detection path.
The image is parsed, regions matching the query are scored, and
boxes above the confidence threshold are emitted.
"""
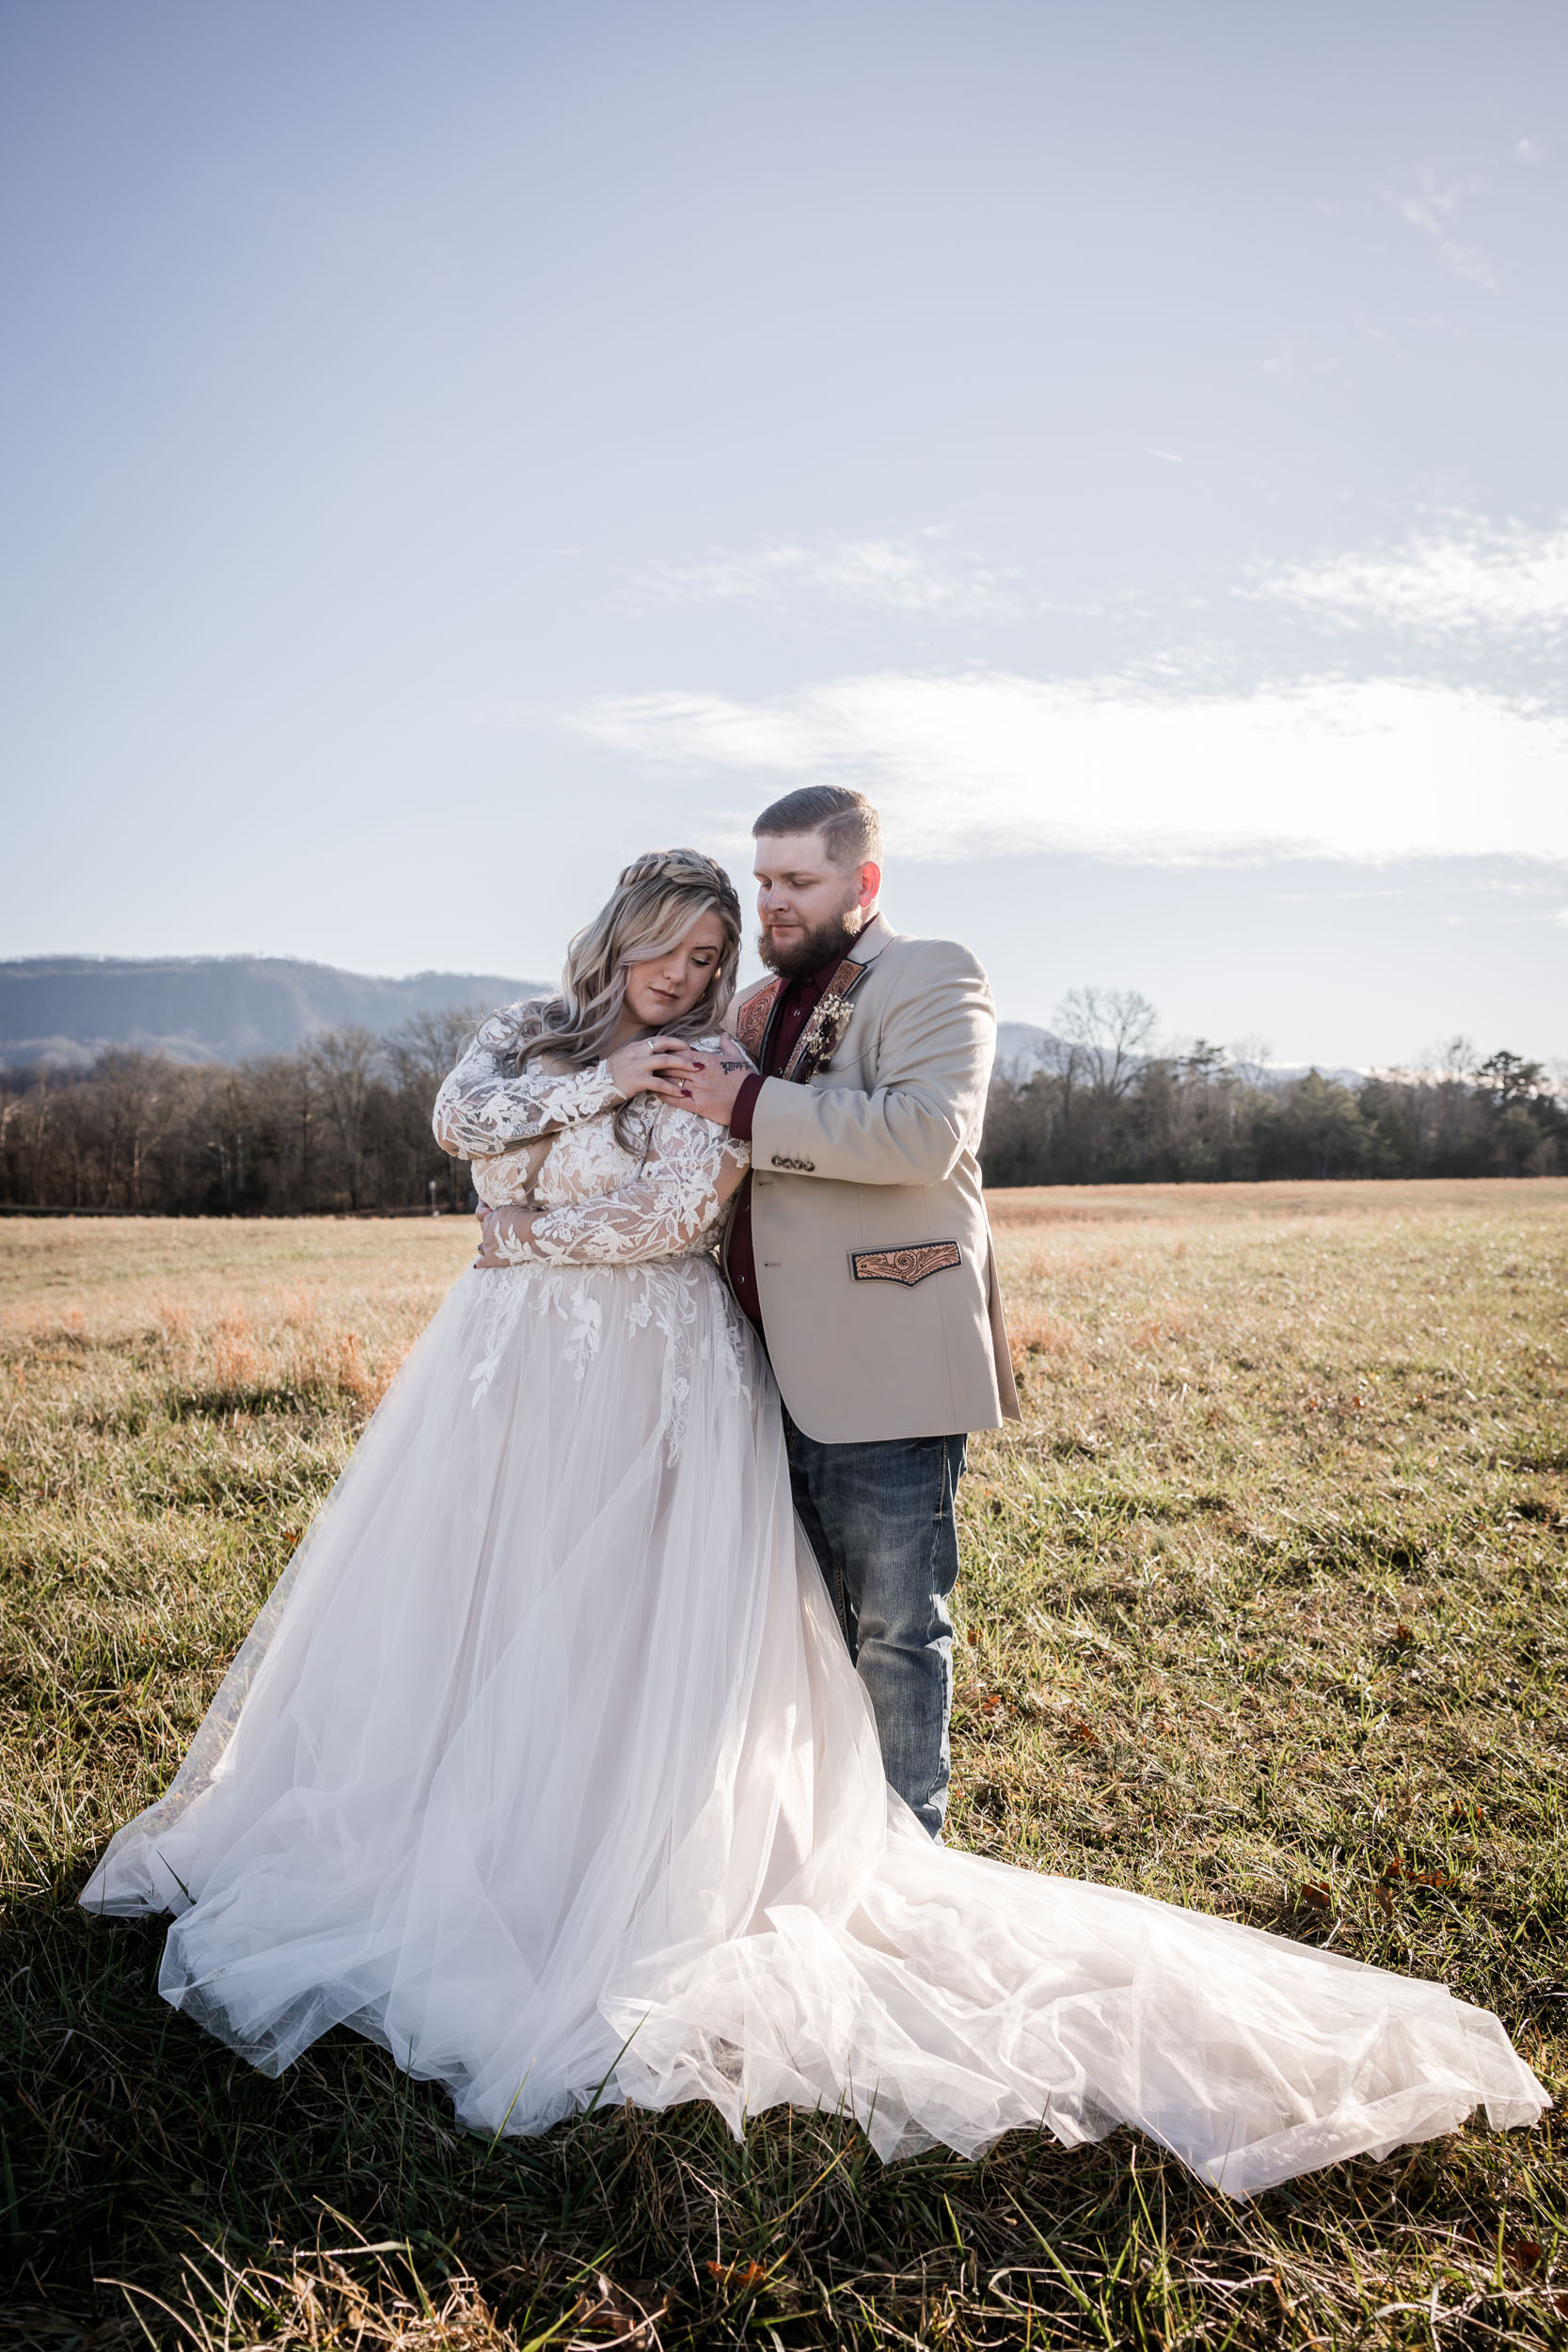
[630,532,1022,618]
[564,670,1568,866]
[1386,168,1497,288]
[1242,516,1568,636]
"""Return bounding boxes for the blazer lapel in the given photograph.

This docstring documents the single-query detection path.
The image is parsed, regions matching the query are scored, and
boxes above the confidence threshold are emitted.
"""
[734,980,783,1065]
[779,956,875,1082]
[737,914,896,1077]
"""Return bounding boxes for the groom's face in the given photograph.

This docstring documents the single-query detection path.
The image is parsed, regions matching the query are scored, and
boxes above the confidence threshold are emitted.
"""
[753,831,879,977]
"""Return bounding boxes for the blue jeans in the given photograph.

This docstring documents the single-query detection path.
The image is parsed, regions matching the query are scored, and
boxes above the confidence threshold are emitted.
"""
[782,1410,967,1837]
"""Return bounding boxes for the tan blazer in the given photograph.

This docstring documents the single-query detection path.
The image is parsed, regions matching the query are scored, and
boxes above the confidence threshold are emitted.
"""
[725,914,1020,1444]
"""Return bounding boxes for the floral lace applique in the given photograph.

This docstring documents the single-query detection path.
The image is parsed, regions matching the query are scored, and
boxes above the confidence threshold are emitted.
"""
[475,1041,751,1271]
[432,1000,624,1164]
[467,1270,605,1403]
[467,1263,749,1463]
[451,1025,755,1459]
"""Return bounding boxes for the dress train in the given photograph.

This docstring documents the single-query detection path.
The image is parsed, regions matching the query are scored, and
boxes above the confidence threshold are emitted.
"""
[83,1255,1546,2198]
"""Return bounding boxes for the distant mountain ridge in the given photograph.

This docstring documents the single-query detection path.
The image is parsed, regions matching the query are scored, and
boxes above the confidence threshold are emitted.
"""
[1,961,1365,1085]
[994,1021,1066,1075]
[0,956,550,1072]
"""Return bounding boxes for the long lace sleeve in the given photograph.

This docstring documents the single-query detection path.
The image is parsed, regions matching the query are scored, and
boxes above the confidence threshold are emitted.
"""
[483,1106,751,1267]
[433,1001,624,1158]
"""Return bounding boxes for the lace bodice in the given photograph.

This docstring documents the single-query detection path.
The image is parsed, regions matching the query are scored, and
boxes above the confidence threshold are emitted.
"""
[433,1002,751,1267]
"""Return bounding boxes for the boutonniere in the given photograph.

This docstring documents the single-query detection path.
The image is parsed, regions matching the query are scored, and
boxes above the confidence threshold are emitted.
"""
[800,991,855,1069]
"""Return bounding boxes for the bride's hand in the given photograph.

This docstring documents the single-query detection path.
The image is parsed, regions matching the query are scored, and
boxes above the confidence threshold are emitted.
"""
[605,1035,704,1103]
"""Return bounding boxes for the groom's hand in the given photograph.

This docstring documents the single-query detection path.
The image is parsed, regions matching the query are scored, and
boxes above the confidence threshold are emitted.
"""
[680,1047,752,1128]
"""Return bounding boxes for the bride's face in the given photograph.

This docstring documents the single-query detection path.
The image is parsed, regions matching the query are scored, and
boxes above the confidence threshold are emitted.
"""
[622,911,727,1031]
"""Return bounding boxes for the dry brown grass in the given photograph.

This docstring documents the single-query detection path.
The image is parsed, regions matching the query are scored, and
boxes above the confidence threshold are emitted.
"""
[2,1188,1566,2347]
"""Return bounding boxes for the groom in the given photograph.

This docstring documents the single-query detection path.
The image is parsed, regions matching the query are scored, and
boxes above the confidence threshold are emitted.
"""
[681,786,1018,1836]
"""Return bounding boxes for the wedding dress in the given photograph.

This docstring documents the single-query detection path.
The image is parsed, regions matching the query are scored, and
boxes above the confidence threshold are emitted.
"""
[82,1009,1547,2198]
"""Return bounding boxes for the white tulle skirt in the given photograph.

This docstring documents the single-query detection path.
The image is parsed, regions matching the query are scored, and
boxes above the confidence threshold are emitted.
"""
[83,1259,1546,2198]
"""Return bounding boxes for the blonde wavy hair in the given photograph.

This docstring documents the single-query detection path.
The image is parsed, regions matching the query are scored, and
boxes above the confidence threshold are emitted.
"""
[513,849,743,1151]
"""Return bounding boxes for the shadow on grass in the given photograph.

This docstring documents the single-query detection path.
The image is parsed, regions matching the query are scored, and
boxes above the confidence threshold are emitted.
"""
[4,1877,1565,2348]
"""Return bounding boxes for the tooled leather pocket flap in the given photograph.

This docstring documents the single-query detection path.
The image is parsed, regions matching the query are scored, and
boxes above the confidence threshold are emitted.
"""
[849,1242,961,1286]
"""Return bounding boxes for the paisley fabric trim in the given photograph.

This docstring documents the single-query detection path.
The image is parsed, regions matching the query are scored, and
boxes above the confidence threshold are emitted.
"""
[734,981,783,1065]
[848,1242,962,1286]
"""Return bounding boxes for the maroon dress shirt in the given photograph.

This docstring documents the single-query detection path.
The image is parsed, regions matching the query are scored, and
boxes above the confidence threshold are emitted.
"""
[723,947,846,1332]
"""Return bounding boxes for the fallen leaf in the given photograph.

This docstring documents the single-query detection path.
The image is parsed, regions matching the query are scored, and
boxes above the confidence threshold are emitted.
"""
[1462,2231,1544,2279]
[708,2259,769,2293]
[1299,1882,1332,1911]
[1382,1859,1451,1888]
[571,2272,669,2341]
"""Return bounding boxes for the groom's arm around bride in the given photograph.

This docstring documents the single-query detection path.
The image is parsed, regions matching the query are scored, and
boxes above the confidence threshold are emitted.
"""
[681,786,1018,1837]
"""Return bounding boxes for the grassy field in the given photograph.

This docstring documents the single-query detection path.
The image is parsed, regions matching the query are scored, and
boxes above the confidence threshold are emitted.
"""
[2,1183,1566,2348]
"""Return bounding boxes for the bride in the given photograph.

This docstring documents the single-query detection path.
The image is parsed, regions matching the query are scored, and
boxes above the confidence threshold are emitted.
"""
[82,849,1546,2198]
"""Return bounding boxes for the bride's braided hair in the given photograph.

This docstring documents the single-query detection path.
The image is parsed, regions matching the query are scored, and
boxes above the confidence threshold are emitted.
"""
[510,848,743,1152]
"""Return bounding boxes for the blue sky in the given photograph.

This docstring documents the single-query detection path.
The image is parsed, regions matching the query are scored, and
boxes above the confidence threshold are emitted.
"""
[2,0,1564,1065]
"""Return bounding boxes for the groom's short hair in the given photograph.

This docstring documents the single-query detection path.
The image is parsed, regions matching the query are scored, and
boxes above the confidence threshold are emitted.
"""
[752,786,882,873]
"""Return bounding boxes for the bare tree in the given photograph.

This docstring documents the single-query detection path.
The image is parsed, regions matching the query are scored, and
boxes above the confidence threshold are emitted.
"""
[307,1025,382,1213]
[0,1075,55,1203]
[386,1007,486,1211]
[1422,1035,1478,1159]
[386,1005,485,1099]
[1227,1035,1273,1089]
[277,1051,321,1209]
[1053,987,1158,1098]
[93,1050,171,1210]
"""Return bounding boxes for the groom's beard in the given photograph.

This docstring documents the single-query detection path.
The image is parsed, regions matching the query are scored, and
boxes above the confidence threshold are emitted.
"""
[756,898,866,979]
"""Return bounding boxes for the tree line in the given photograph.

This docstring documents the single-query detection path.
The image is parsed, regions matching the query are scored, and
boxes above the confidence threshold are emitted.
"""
[0,1010,479,1216]
[0,987,1561,1214]
[981,990,1565,1186]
